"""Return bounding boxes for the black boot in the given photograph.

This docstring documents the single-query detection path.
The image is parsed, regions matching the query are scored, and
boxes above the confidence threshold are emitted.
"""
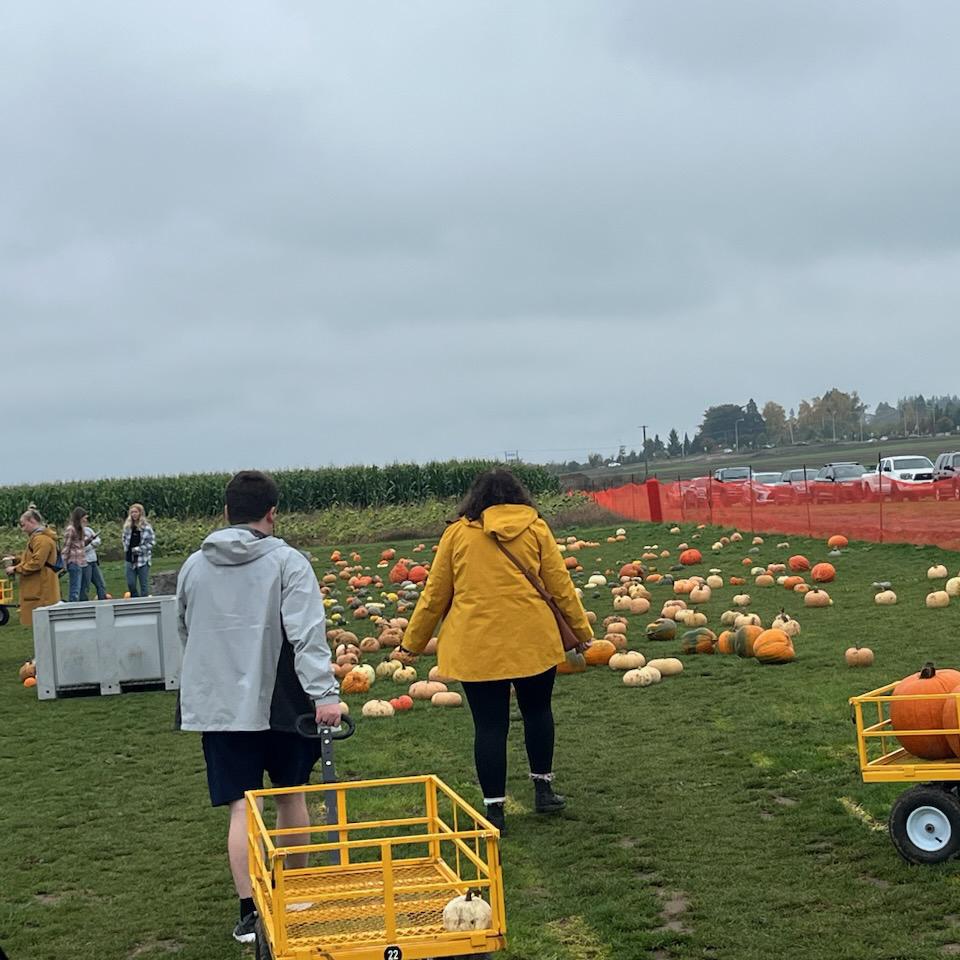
[484,802,507,835]
[533,778,566,814]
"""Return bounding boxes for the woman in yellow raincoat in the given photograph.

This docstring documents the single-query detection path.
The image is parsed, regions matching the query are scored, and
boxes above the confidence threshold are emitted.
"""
[402,469,593,833]
[4,508,61,626]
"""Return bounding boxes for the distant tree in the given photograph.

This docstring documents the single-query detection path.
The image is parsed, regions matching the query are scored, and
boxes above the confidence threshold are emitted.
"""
[587,452,604,467]
[762,402,786,444]
[683,432,691,456]
[667,429,682,457]
[741,398,766,448]
[698,404,746,446]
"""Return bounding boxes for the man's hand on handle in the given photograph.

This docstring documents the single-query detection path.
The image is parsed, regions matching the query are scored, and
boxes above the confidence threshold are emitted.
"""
[315,703,344,728]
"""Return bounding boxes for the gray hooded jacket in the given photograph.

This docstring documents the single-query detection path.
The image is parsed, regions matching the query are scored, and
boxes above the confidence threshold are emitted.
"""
[176,527,338,732]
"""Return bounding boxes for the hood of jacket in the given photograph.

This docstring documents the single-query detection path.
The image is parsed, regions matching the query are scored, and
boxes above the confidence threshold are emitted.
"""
[201,527,288,566]
[31,527,57,547]
[481,504,539,542]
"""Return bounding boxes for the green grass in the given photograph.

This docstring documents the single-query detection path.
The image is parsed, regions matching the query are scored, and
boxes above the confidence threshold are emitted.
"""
[3,523,960,959]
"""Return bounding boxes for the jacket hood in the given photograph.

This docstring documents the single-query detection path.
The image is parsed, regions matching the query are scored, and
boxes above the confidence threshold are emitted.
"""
[32,527,56,544]
[481,504,539,542]
[201,527,287,566]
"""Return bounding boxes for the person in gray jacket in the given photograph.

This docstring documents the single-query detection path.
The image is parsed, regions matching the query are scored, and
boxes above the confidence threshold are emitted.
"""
[176,470,341,945]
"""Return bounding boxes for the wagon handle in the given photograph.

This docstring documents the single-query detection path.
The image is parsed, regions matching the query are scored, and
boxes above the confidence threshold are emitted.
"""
[295,712,356,741]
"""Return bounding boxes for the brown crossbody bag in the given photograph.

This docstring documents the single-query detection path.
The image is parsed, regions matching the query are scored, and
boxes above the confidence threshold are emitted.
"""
[491,536,584,652]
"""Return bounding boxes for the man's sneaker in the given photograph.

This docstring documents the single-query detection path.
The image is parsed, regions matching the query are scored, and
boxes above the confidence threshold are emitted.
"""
[232,911,258,944]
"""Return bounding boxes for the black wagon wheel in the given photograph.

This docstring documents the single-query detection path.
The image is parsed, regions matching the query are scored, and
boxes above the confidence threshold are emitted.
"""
[889,784,960,865]
[254,916,272,960]
[0,605,9,627]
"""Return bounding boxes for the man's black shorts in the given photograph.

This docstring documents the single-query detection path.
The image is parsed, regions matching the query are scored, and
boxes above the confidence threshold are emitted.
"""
[201,730,322,807]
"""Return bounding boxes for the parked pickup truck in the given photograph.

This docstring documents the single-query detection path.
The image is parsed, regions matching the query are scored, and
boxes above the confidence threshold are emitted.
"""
[861,456,936,501]
[933,451,960,501]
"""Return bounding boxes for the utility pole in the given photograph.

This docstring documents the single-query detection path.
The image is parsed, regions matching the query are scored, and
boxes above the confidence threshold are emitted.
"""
[831,413,837,442]
[735,418,745,453]
[639,425,649,480]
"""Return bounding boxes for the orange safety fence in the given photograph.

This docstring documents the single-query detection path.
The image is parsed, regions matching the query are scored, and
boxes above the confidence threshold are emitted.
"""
[590,476,960,550]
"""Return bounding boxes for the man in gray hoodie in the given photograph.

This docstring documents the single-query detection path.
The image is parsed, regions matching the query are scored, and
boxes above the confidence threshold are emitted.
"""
[177,470,341,944]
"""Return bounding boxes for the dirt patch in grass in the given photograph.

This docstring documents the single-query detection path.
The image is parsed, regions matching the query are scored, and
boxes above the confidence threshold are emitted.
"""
[545,915,611,960]
[127,941,183,958]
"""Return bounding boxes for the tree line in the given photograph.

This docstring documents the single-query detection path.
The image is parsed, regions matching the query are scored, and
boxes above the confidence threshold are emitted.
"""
[553,389,960,471]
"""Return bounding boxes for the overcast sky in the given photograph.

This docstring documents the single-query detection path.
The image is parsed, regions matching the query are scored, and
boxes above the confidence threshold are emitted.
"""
[3,1,958,484]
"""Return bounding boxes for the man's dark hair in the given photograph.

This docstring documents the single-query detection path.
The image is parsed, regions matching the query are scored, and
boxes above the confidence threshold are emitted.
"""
[457,468,538,522]
[225,470,279,524]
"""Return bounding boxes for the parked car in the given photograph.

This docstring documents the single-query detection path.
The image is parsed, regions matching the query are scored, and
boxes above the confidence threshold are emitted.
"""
[861,456,935,501]
[713,467,751,483]
[810,463,868,504]
[776,467,819,503]
[933,451,960,501]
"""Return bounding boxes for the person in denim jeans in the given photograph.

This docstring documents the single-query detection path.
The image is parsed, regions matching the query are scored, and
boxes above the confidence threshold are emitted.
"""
[122,503,155,597]
[62,507,91,602]
[80,512,107,600]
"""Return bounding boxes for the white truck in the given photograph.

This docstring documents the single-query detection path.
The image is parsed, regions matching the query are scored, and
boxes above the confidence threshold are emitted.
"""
[861,455,935,501]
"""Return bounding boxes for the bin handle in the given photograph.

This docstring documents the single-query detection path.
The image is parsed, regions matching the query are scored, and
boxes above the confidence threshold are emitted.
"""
[295,712,356,741]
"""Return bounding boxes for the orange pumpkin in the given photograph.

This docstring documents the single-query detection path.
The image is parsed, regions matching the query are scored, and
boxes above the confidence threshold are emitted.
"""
[827,535,848,549]
[716,630,736,655]
[788,555,811,572]
[388,562,410,583]
[782,576,805,591]
[584,639,617,666]
[679,548,702,566]
[564,556,578,570]
[408,565,429,583]
[811,562,836,583]
[340,671,371,695]
[730,576,746,586]
[752,629,795,664]
[892,663,960,759]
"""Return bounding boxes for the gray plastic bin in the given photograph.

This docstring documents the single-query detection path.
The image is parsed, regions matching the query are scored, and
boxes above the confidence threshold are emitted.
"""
[32,596,181,700]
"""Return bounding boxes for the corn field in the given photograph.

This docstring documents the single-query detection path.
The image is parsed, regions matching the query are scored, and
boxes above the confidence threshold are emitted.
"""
[0,461,560,526]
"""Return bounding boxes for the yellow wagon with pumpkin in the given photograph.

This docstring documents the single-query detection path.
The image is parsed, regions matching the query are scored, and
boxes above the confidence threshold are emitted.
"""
[248,717,506,960]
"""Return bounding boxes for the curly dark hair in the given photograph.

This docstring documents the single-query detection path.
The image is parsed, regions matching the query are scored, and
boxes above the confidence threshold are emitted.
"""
[457,468,539,522]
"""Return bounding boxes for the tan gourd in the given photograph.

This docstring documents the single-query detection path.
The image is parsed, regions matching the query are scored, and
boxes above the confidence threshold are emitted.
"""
[431,691,463,707]
[622,665,662,687]
[409,680,448,700]
[646,657,683,676]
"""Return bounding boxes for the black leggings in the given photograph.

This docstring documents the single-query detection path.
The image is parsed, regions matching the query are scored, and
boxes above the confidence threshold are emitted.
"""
[460,667,557,800]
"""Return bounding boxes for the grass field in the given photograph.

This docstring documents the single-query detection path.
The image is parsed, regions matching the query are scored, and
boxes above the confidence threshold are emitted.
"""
[3,521,960,960]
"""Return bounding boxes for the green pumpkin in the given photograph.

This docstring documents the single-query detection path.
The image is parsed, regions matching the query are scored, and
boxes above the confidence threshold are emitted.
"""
[734,625,763,658]
[680,628,716,655]
[645,618,677,642]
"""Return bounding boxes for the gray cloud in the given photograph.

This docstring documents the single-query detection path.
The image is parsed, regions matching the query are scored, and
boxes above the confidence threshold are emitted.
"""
[3,0,959,484]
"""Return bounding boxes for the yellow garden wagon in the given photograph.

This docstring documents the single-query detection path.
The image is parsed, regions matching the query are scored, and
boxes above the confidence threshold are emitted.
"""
[247,718,506,960]
[851,679,960,864]
[0,576,16,626]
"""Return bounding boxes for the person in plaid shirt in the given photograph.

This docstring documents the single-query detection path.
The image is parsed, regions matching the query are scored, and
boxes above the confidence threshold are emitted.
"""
[122,503,155,597]
[62,507,92,602]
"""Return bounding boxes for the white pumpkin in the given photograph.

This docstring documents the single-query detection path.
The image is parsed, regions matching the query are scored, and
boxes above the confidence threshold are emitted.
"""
[926,591,951,609]
[622,665,662,687]
[442,890,493,931]
[946,577,960,598]
[361,699,395,718]
[705,575,723,589]
[375,660,402,680]
[928,565,949,580]
[733,594,752,607]
[608,651,646,671]
[874,590,898,606]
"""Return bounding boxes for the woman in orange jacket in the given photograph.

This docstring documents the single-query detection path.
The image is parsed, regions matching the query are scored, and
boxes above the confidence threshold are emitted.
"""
[401,470,593,833]
[3,508,61,625]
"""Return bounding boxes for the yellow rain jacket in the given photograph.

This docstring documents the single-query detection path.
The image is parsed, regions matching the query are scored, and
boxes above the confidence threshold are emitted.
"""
[402,505,593,681]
